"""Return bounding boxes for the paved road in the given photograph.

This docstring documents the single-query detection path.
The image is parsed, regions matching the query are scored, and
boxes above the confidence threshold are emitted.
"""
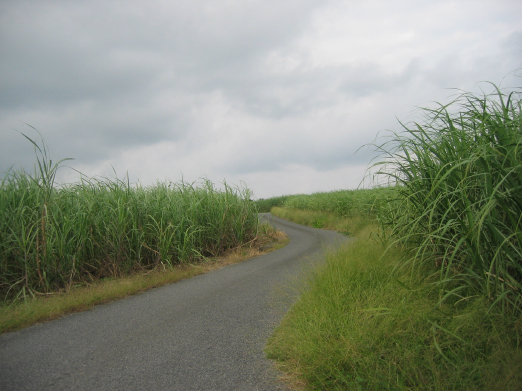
[0,214,349,390]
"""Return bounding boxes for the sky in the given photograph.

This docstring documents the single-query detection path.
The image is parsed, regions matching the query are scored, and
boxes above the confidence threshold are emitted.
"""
[1,0,521,199]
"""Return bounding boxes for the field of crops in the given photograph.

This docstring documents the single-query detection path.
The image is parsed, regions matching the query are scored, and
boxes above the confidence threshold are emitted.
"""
[0,138,258,301]
[256,187,396,217]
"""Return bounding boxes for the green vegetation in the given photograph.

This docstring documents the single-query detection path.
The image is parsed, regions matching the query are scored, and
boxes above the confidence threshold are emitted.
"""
[282,187,396,217]
[266,223,522,390]
[256,188,396,216]
[0,265,204,334]
[260,187,395,234]
[255,195,292,213]
[0,133,258,302]
[266,83,522,390]
[375,84,522,314]
[270,207,371,236]
[0,222,288,334]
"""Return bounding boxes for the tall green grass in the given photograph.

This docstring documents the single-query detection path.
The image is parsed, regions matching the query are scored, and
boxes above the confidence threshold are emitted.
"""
[373,83,522,314]
[258,187,396,218]
[0,134,258,301]
[270,206,371,236]
[266,81,522,390]
[266,226,522,390]
[283,188,396,217]
[254,195,292,213]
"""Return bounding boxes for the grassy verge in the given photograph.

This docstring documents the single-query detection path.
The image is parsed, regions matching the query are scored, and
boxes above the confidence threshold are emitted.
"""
[255,188,396,217]
[255,195,293,213]
[0,223,288,334]
[265,82,522,390]
[281,187,396,217]
[270,206,372,237]
[266,223,522,390]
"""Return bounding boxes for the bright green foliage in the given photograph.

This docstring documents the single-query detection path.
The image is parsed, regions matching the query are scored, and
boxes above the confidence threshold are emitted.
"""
[374,84,522,314]
[266,231,522,390]
[0,135,258,301]
[266,81,522,390]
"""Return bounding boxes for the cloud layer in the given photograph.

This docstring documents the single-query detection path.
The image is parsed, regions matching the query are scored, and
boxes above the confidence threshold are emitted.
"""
[1,0,521,198]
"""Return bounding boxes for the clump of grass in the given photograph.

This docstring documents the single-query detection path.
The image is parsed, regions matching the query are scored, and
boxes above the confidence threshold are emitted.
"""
[373,83,522,314]
[265,186,395,237]
[0,132,259,301]
[255,188,396,218]
[266,228,522,390]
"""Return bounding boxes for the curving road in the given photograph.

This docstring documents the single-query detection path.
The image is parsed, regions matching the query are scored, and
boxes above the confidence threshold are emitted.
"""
[0,214,349,390]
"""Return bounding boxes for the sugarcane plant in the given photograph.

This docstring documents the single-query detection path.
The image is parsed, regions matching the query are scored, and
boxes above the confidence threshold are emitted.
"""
[373,83,522,315]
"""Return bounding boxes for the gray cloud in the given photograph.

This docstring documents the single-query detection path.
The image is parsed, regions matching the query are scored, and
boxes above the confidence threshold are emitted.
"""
[0,0,320,168]
[1,0,521,197]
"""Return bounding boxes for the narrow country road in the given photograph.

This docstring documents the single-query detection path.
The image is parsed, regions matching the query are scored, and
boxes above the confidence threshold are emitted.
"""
[0,214,349,390]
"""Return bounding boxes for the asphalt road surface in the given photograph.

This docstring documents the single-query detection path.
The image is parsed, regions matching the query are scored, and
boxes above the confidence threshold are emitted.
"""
[0,214,349,390]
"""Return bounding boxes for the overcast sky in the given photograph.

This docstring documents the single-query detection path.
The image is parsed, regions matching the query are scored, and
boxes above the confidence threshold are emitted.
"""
[1,0,521,198]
